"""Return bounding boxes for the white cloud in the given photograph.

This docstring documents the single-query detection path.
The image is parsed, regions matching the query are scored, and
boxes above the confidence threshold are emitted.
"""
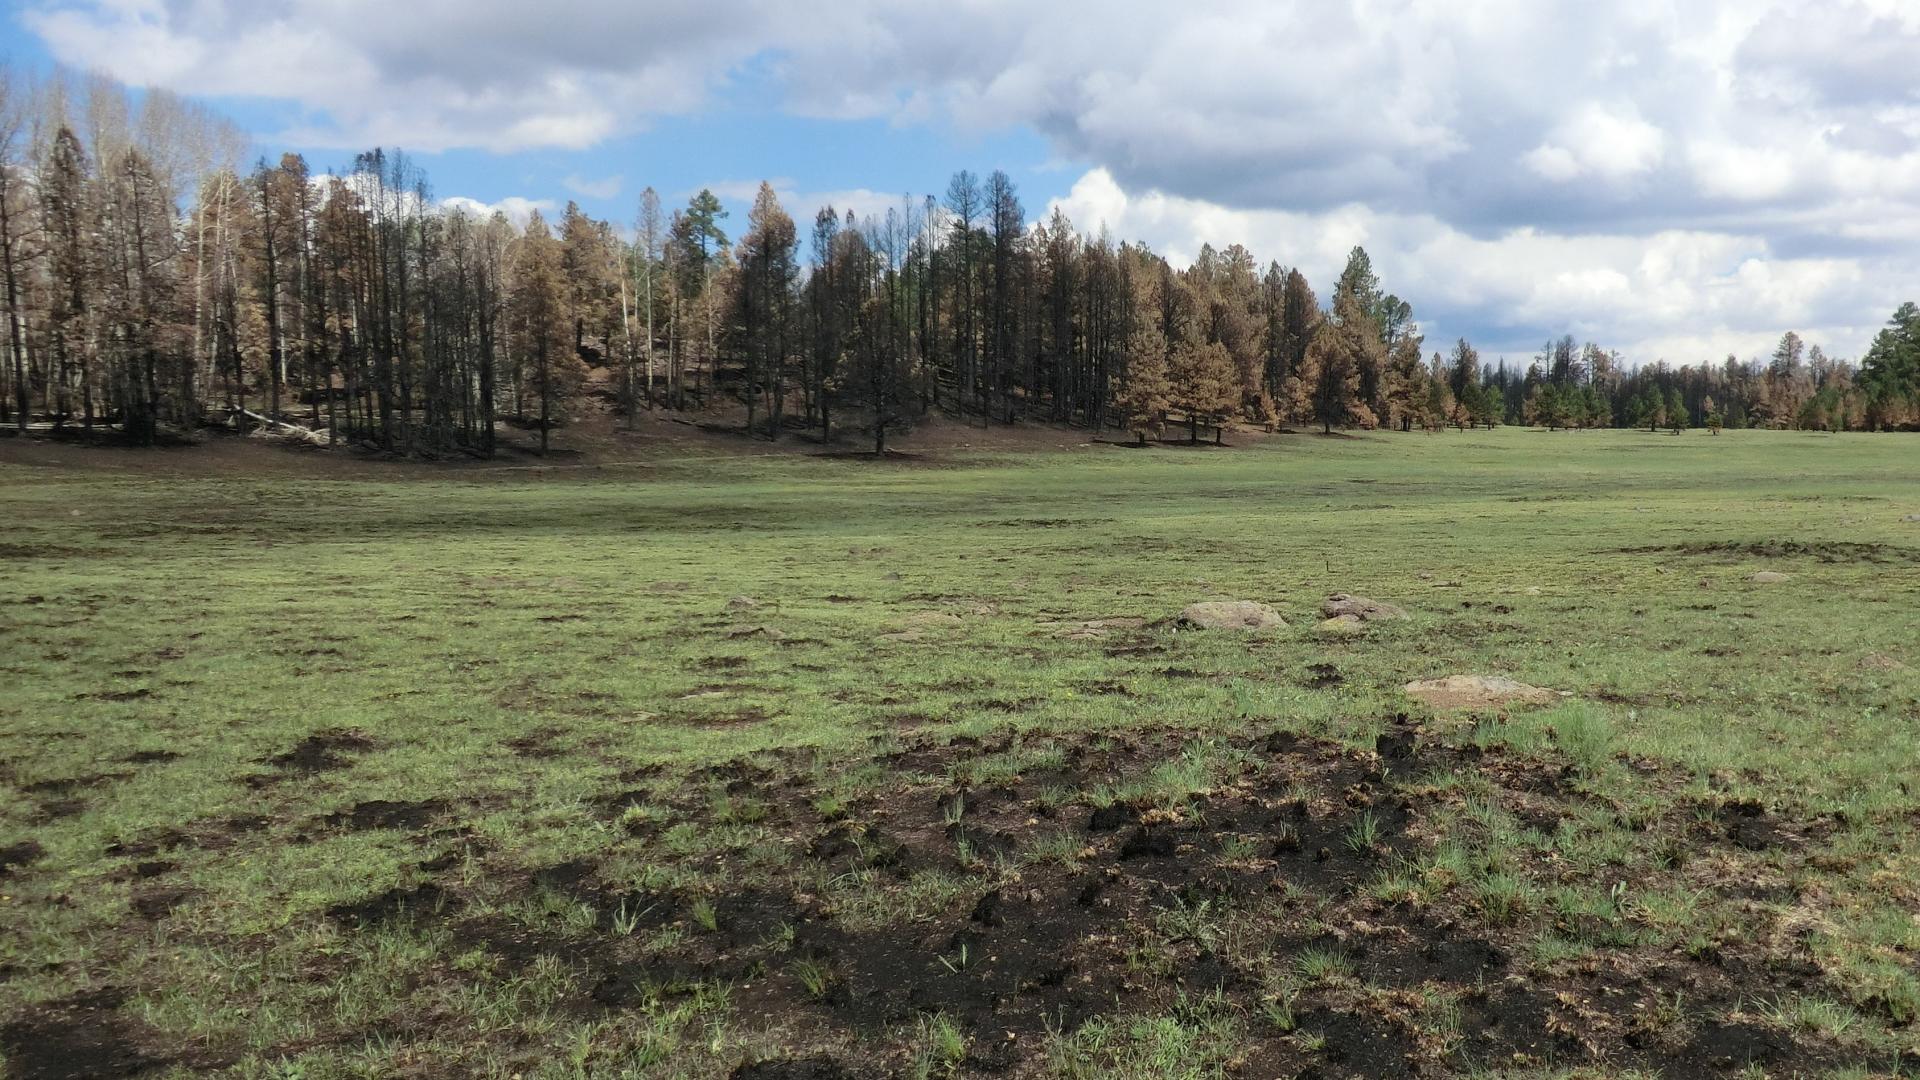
[1049,167,1894,364]
[442,194,555,228]
[24,0,1920,357]
[562,173,624,200]
[1523,104,1665,183]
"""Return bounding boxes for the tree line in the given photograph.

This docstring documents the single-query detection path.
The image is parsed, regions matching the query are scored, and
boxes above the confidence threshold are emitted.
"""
[4,67,1918,455]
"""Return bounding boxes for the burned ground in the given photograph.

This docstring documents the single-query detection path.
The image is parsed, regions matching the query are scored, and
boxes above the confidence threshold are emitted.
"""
[4,427,1919,1077]
[7,721,1890,1078]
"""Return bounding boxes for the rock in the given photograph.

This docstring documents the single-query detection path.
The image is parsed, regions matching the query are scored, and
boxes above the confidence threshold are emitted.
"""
[725,596,761,611]
[1860,653,1909,673]
[1523,586,1544,596]
[1748,571,1792,584]
[1178,600,1286,631]
[1316,614,1366,636]
[1903,514,1920,523]
[1403,674,1565,710]
[1320,593,1407,621]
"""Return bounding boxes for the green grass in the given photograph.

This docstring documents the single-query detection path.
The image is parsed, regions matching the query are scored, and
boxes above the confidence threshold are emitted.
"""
[2,425,1918,1075]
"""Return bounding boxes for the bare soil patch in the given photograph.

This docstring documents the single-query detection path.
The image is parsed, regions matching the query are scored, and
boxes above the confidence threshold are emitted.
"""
[1613,540,1920,564]
[0,987,166,1080]
[259,725,1857,1075]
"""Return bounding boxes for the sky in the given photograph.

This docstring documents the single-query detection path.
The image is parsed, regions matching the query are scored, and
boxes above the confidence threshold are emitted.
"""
[4,0,1918,368]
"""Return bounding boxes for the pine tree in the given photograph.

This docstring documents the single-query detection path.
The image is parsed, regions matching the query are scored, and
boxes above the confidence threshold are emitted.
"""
[1381,335,1427,431]
[1169,338,1235,443]
[734,181,797,439]
[42,127,95,430]
[1300,293,1372,433]
[510,210,580,454]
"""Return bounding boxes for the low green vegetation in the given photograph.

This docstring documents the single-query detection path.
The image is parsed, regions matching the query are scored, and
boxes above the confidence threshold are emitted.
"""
[2,425,1917,1077]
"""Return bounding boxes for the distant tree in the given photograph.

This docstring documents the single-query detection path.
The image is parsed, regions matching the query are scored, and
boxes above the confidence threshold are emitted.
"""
[0,69,30,432]
[670,189,728,407]
[944,170,982,416]
[1380,335,1427,431]
[1168,339,1236,442]
[983,169,1023,422]
[1300,293,1372,433]
[42,127,94,430]
[1114,259,1170,443]
[1633,386,1660,431]
[1278,268,1318,399]
[1860,302,1919,428]
[1666,387,1687,433]
[1424,374,1452,432]
[631,186,665,420]
[510,210,581,454]
[734,181,798,439]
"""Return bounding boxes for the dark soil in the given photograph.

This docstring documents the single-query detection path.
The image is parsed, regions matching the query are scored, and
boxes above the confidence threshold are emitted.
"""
[323,799,446,832]
[730,1058,854,1080]
[0,840,46,878]
[325,883,452,929]
[261,729,374,774]
[1613,539,1920,564]
[243,724,1856,1075]
[10,713,1865,1076]
[0,988,164,1079]
[1304,662,1344,689]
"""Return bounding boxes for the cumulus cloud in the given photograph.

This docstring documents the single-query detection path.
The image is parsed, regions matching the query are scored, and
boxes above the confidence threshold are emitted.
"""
[562,173,623,200]
[1048,167,1894,365]
[442,194,556,228]
[24,0,1920,358]
[705,178,913,232]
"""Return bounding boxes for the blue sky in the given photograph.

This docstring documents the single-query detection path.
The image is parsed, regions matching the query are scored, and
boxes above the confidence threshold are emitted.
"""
[0,25,1073,233]
[6,0,1918,367]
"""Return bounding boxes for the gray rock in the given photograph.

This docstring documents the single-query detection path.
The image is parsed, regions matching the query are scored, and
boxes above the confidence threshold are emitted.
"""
[1178,600,1286,631]
[1404,675,1565,710]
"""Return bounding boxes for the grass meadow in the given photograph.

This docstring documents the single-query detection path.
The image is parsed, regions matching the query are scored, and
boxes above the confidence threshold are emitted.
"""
[2,425,1918,1078]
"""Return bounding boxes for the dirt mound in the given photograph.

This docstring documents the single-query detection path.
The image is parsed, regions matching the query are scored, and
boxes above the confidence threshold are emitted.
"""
[1178,600,1285,630]
[1404,674,1565,710]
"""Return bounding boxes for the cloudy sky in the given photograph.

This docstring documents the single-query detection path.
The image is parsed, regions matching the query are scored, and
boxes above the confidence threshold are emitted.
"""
[7,0,1918,366]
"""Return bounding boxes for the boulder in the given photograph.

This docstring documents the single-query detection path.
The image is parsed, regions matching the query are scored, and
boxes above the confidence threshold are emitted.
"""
[1178,600,1286,631]
[1748,571,1792,584]
[1320,593,1407,621]
[1404,674,1565,710]
[1316,614,1366,636]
